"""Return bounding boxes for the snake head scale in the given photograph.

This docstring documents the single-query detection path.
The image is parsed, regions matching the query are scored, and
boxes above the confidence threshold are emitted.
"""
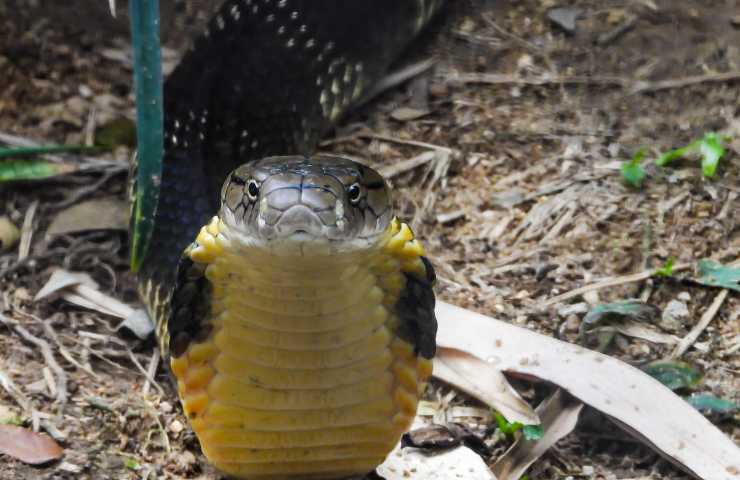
[219,155,393,252]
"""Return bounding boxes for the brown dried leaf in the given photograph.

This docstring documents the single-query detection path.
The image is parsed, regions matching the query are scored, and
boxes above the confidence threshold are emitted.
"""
[435,301,740,480]
[434,347,540,426]
[0,425,63,465]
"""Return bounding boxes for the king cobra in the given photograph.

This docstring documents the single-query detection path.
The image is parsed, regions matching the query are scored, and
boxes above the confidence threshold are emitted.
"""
[133,1,443,478]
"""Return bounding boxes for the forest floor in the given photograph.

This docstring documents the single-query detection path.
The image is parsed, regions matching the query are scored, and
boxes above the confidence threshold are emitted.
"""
[0,0,738,479]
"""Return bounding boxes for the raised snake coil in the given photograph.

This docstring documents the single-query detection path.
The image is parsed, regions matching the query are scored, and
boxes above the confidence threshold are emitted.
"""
[134,1,443,478]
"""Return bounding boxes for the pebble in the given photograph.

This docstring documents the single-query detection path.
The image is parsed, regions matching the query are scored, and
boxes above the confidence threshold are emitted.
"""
[159,401,173,413]
[547,7,581,34]
[169,419,184,434]
[661,299,690,331]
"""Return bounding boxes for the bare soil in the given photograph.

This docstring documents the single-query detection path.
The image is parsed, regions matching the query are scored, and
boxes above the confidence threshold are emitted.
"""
[1,1,738,479]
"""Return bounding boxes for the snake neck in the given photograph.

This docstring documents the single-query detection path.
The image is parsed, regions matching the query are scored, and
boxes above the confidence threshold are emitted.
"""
[168,216,430,479]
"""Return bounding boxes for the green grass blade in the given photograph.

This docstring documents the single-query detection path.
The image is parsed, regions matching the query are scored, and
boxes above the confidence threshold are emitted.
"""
[128,0,164,272]
[0,144,102,159]
[0,158,75,182]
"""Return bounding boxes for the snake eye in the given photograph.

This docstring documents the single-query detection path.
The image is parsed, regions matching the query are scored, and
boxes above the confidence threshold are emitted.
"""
[347,183,362,204]
[246,179,260,201]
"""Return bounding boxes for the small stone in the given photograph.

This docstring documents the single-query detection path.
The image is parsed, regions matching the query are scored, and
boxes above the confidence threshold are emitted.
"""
[169,419,184,434]
[732,15,740,27]
[582,465,595,475]
[547,7,581,34]
[159,401,173,413]
[661,299,690,331]
[677,291,691,301]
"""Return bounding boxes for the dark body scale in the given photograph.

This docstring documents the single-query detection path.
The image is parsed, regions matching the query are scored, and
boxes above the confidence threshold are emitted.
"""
[134,0,443,357]
[138,0,443,285]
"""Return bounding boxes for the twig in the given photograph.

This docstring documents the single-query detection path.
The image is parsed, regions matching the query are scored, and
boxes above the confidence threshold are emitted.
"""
[18,200,38,261]
[364,133,453,153]
[597,15,638,45]
[378,150,436,179]
[356,58,437,110]
[542,263,691,306]
[0,368,32,413]
[670,289,729,359]
[53,169,120,210]
[482,13,542,54]
[449,71,740,94]
[126,347,164,396]
[449,73,631,88]
[142,349,161,396]
[0,314,68,408]
[40,320,99,379]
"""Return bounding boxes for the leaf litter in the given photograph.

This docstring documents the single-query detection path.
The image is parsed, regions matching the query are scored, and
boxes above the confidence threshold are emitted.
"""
[1,0,739,479]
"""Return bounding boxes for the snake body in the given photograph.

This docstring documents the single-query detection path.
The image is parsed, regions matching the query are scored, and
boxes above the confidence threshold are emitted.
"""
[133,1,443,478]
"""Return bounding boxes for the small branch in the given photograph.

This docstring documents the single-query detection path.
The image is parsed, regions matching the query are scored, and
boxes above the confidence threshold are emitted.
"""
[542,263,691,306]
[0,314,68,409]
[670,289,729,359]
[142,349,161,396]
[448,71,740,94]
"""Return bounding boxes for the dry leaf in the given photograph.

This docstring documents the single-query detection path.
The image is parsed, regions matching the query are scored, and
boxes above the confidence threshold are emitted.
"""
[46,197,128,237]
[492,389,583,479]
[0,425,63,465]
[435,301,740,480]
[34,269,98,301]
[36,270,153,340]
[0,216,20,251]
[434,347,539,426]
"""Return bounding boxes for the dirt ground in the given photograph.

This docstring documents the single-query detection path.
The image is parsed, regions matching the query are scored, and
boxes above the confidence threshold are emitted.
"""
[1,0,738,479]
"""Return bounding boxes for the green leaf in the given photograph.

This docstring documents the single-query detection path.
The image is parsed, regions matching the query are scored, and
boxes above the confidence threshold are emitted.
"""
[654,257,675,277]
[0,158,75,182]
[685,393,739,414]
[522,424,544,440]
[695,260,740,292]
[493,411,523,437]
[654,132,729,177]
[642,360,702,391]
[123,457,140,470]
[621,147,647,187]
[0,144,101,159]
[655,143,697,167]
[697,132,726,178]
[580,300,660,337]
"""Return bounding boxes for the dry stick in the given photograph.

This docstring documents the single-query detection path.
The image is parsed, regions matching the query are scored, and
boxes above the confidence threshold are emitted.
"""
[141,349,161,396]
[542,263,692,307]
[670,289,730,359]
[40,320,99,379]
[126,347,164,396]
[671,258,740,358]
[0,316,68,408]
[363,133,453,153]
[450,71,740,94]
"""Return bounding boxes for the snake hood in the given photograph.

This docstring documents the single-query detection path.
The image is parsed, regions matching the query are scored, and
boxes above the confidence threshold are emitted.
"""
[219,155,393,253]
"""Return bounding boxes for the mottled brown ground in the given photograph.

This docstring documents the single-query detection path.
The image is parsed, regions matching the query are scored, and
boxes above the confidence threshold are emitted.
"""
[1,1,738,479]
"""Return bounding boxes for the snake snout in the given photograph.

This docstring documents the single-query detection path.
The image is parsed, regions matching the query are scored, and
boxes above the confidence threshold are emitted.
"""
[271,204,329,238]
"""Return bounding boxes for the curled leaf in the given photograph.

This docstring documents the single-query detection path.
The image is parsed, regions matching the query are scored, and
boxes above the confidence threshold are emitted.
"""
[642,360,702,391]
[686,394,739,414]
[695,259,740,292]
